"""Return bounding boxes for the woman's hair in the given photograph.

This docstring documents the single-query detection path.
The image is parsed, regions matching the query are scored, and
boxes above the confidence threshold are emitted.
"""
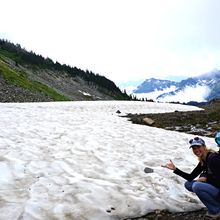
[198,145,217,165]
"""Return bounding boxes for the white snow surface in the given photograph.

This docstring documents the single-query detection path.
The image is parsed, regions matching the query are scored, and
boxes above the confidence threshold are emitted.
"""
[0,101,217,220]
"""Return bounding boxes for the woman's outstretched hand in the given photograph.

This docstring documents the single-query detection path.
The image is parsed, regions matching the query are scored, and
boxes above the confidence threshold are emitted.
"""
[196,177,207,182]
[161,160,176,171]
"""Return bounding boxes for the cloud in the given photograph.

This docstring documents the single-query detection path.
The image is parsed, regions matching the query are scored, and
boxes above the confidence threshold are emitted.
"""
[157,85,211,103]
[135,86,177,100]
[133,85,211,103]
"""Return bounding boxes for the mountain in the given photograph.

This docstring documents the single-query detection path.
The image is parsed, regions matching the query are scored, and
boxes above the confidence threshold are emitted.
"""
[0,39,131,102]
[133,71,220,103]
[135,78,178,93]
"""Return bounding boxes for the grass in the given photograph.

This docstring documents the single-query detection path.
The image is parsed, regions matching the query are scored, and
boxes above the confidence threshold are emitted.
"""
[0,59,69,101]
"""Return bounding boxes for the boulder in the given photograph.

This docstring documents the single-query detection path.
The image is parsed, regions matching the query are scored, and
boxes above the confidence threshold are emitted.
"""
[142,117,155,126]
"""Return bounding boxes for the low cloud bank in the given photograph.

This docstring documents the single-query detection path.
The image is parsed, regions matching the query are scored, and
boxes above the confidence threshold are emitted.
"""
[134,85,211,103]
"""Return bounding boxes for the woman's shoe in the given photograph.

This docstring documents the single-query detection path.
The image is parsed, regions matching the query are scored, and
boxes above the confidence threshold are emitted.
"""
[205,211,220,219]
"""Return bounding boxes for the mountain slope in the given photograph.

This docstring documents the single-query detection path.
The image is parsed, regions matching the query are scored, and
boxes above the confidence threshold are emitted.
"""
[0,39,130,102]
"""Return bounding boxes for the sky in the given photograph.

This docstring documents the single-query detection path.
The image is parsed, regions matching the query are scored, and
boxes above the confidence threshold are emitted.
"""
[1,0,220,85]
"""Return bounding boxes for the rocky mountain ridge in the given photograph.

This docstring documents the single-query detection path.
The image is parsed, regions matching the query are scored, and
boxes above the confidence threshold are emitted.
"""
[135,78,178,93]
[134,70,220,102]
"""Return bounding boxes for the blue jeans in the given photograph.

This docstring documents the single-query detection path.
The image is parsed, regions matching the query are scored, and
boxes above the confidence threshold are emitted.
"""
[185,181,220,214]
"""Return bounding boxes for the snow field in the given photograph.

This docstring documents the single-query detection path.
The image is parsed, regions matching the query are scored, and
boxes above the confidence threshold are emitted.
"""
[0,101,217,220]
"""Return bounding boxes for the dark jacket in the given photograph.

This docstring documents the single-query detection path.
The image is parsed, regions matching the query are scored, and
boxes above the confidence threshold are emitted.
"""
[174,152,220,189]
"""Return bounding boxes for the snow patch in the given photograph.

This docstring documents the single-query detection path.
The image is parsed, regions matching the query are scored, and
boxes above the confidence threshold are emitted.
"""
[78,90,92,96]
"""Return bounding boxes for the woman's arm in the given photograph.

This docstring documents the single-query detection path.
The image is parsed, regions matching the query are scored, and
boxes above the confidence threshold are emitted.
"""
[174,163,203,181]
[162,160,203,182]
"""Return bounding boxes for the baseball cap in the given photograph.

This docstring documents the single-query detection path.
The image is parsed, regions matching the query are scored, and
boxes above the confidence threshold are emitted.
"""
[189,137,205,148]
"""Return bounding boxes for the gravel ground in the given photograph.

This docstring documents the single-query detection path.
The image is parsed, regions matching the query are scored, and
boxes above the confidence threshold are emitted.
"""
[123,99,220,138]
[125,208,210,220]
[0,75,53,102]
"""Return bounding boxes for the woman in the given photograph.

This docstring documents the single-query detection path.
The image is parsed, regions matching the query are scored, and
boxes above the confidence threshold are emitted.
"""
[162,137,220,219]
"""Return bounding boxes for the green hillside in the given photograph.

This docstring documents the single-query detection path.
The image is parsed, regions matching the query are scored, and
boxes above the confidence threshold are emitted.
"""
[0,39,131,102]
[0,59,69,101]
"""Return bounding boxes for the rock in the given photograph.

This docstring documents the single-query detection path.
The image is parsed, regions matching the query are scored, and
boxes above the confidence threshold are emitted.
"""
[116,110,121,114]
[142,117,155,126]
[106,207,116,213]
[144,167,154,173]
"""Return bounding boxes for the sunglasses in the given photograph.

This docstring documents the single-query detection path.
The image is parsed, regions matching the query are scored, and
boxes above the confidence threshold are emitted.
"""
[189,137,205,145]
[189,137,200,144]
